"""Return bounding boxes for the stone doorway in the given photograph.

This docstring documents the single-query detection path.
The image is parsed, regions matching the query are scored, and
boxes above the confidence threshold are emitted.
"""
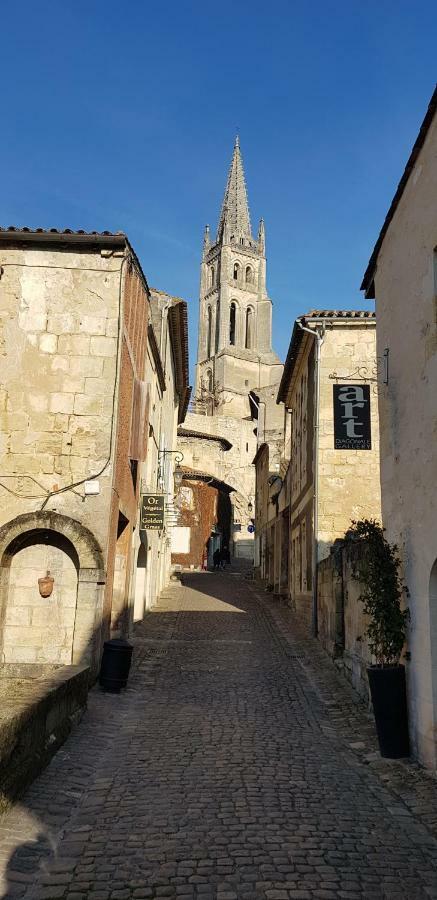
[0,512,105,674]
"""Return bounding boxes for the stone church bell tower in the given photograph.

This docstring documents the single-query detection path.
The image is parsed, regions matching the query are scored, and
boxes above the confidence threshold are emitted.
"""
[195,137,282,418]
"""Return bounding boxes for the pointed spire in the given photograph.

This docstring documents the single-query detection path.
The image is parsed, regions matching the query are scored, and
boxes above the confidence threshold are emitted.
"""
[202,223,210,257]
[257,217,265,254]
[217,136,252,242]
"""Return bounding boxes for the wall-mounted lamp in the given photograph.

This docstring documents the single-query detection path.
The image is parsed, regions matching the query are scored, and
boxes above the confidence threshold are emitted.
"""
[174,464,184,488]
[248,500,253,514]
[158,449,184,489]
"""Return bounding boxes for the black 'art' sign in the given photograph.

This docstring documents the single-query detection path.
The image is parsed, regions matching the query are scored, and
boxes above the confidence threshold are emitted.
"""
[333,384,371,450]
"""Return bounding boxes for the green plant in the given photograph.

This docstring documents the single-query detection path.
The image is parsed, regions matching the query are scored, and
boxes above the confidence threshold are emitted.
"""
[349,519,409,667]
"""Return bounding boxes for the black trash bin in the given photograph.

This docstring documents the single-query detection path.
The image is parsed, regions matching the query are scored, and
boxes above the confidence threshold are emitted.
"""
[99,638,133,692]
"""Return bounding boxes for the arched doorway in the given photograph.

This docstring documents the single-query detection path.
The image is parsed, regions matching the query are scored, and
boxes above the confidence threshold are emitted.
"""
[134,542,148,622]
[0,511,104,672]
[1,529,79,665]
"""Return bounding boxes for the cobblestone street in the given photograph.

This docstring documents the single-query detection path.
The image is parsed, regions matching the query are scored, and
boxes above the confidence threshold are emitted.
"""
[2,571,437,900]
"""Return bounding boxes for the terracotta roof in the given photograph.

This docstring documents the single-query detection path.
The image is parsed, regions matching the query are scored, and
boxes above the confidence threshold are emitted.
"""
[301,310,375,320]
[277,310,375,405]
[361,84,437,298]
[0,226,126,242]
[0,226,150,297]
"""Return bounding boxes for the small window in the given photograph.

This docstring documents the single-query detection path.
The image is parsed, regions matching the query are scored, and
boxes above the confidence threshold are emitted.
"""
[240,238,244,246]
[230,302,237,346]
[245,307,254,349]
[233,262,240,280]
[206,369,213,392]
[207,305,212,358]
[210,266,215,288]
[215,300,220,352]
[245,266,253,284]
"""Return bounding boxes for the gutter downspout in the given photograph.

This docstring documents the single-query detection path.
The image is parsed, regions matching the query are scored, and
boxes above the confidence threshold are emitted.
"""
[296,319,325,637]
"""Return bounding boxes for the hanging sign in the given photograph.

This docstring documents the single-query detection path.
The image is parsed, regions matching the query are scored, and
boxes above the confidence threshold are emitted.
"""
[333,384,371,450]
[140,493,165,530]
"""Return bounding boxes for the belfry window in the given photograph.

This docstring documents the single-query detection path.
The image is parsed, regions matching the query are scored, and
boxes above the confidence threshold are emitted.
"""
[210,266,215,288]
[215,300,220,352]
[206,369,213,393]
[230,302,237,346]
[245,307,254,349]
[246,266,253,284]
[207,305,212,358]
[233,262,240,281]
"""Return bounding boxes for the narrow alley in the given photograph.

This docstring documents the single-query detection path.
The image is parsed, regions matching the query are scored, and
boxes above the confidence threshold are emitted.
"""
[2,571,437,900]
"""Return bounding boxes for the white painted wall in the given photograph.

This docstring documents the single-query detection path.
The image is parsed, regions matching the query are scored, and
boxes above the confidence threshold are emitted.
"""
[373,114,437,768]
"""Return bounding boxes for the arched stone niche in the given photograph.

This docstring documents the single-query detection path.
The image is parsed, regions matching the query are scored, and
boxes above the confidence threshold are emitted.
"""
[0,511,105,672]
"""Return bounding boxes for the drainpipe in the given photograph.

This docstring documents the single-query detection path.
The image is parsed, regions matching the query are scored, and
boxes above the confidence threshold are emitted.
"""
[296,319,325,637]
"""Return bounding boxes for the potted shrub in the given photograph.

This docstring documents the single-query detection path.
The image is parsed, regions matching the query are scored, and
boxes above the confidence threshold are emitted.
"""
[349,519,410,758]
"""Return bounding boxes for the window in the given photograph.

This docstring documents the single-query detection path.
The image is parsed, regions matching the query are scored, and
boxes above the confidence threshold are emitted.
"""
[233,262,240,281]
[245,307,254,349]
[210,266,215,288]
[215,300,220,352]
[207,305,212,358]
[240,238,244,246]
[245,266,253,284]
[206,369,213,392]
[230,302,237,346]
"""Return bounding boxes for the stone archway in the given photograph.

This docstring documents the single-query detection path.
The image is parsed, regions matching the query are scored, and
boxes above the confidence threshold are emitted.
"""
[0,511,105,673]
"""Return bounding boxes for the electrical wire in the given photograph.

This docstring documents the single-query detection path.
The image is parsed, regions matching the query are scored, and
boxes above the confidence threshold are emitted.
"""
[39,253,129,509]
[0,248,150,509]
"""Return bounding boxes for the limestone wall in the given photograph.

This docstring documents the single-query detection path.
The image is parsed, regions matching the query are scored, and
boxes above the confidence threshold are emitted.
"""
[318,324,382,560]
[317,541,372,701]
[373,114,437,767]
[0,245,122,554]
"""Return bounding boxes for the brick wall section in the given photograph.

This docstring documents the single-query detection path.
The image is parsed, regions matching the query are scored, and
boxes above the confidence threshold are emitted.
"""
[104,262,149,635]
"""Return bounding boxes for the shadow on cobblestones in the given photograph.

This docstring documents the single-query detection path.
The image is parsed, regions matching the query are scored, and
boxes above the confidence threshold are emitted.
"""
[2,572,437,899]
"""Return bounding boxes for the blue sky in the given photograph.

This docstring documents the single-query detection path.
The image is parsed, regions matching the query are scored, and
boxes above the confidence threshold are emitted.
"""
[2,1,436,374]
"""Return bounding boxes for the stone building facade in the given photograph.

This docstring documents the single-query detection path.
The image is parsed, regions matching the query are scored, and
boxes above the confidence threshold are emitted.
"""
[0,228,188,674]
[133,289,190,619]
[361,86,437,769]
[275,310,381,631]
[178,138,282,561]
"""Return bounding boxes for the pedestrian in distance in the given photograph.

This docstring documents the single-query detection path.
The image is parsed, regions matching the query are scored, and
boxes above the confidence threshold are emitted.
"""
[219,547,227,569]
[213,547,221,570]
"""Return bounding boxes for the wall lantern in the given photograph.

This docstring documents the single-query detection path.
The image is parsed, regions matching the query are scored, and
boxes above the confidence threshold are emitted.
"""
[174,464,184,488]
[248,500,253,514]
[157,449,185,489]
